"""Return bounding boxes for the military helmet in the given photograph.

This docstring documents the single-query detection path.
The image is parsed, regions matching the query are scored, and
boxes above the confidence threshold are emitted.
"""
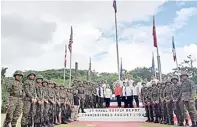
[171,76,178,81]
[26,71,36,77]
[48,80,53,84]
[42,79,48,84]
[180,72,188,77]
[36,74,43,80]
[165,80,171,84]
[13,70,23,77]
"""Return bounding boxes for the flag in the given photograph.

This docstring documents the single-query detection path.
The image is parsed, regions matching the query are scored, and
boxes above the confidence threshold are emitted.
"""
[64,44,67,67]
[120,58,123,78]
[113,0,117,13]
[172,36,177,61]
[68,26,73,53]
[151,52,156,76]
[152,16,158,47]
[88,57,91,76]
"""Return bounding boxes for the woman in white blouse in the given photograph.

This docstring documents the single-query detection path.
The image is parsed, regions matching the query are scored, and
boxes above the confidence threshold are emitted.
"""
[104,84,112,108]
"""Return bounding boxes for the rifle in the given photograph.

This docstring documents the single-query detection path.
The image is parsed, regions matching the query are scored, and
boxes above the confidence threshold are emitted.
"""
[30,102,35,126]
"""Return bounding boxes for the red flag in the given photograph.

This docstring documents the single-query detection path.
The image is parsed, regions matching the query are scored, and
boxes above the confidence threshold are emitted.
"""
[68,26,73,53]
[152,16,158,47]
[64,44,67,67]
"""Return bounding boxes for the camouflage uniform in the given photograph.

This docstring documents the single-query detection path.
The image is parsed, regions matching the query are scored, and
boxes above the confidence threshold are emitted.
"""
[3,70,24,127]
[77,81,86,113]
[47,81,56,127]
[164,80,174,125]
[59,86,68,124]
[159,82,167,124]
[151,81,160,123]
[180,72,197,126]
[54,84,61,124]
[144,86,154,122]
[34,75,44,127]
[42,79,50,126]
[67,88,74,121]
[21,71,37,127]
[171,76,184,126]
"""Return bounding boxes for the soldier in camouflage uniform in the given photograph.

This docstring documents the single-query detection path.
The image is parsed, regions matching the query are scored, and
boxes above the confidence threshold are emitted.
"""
[164,80,174,125]
[91,83,97,108]
[21,71,37,127]
[3,70,24,127]
[67,88,74,121]
[151,80,160,123]
[180,72,197,127]
[59,86,68,124]
[47,81,56,127]
[144,85,154,122]
[42,79,50,127]
[77,80,86,113]
[171,76,185,126]
[159,81,167,124]
[54,83,61,125]
[34,75,44,127]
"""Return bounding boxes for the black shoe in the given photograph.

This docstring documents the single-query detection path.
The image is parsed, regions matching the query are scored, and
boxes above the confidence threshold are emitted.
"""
[177,123,184,126]
[145,119,150,122]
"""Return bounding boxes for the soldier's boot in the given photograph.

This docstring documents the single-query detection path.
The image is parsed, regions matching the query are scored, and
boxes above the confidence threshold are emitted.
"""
[82,108,86,113]
[21,125,28,127]
[154,117,159,123]
[177,122,184,126]
[27,124,32,127]
[185,119,189,126]
[191,121,196,127]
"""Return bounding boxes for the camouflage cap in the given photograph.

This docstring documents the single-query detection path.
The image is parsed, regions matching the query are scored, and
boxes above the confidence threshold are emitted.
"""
[13,70,23,77]
[27,71,36,77]
[36,74,43,80]
[171,76,178,81]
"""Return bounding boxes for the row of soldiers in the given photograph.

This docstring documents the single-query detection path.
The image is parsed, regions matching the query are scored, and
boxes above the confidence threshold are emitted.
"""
[141,72,197,127]
[3,70,99,127]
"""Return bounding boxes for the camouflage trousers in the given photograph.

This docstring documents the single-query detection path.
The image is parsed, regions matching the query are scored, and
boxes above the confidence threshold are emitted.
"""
[153,103,160,119]
[160,101,167,122]
[173,100,184,123]
[78,94,85,110]
[166,100,174,123]
[85,95,91,108]
[21,100,36,126]
[92,95,97,108]
[34,103,44,124]
[61,104,71,123]
[3,97,23,127]
[183,100,197,122]
[43,102,50,125]
[48,104,55,125]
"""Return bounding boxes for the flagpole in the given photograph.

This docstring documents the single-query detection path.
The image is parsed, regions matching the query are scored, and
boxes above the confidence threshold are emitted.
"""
[114,4,120,80]
[156,47,162,81]
[152,52,156,77]
[69,52,72,88]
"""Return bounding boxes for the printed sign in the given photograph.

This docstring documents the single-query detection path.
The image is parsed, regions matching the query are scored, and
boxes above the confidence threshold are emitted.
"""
[79,108,146,122]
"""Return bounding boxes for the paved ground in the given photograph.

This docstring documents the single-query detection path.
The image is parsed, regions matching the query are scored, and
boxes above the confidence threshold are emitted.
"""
[1,114,173,127]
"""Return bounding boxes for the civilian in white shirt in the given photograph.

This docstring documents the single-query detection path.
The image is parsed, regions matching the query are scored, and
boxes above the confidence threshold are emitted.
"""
[122,82,127,107]
[132,82,140,107]
[125,82,133,108]
[96,83,104,108]
[104,84,112,108]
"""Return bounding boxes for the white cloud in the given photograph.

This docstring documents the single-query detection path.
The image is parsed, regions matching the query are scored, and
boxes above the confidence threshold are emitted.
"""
[1,1,197,78]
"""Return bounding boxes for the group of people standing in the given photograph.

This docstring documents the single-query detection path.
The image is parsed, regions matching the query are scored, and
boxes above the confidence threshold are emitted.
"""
[141,72,197,127]
[114,77,142,108]
[3,70,114,127]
